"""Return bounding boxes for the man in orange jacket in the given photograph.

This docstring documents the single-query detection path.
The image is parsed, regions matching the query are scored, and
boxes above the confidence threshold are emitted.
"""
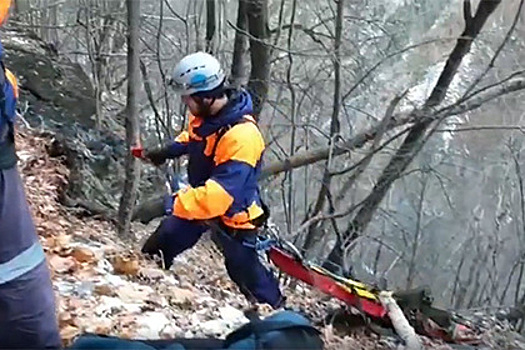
[0,1,61,348]
[141,52,284,309]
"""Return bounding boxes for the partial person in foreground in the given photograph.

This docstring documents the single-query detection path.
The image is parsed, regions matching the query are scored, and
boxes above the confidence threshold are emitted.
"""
[0,0,61,348]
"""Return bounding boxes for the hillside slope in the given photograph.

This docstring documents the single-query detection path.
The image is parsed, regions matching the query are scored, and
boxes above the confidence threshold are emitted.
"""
[16,128,524,350]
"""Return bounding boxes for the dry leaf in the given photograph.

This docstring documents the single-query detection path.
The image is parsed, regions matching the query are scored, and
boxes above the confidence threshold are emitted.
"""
[112,255,140,276]
[60,324,81,345]
[94,284,115,297]
[44,236,56,249]
[71,246,95,263]
[58,312,76,328]
[49,255,77,274]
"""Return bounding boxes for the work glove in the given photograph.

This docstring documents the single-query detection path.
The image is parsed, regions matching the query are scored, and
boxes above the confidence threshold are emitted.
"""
[144,147,171,166]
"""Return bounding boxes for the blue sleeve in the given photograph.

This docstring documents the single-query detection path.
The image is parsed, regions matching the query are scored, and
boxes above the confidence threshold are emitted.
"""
[211,160,253,200]
[166,141,188,158]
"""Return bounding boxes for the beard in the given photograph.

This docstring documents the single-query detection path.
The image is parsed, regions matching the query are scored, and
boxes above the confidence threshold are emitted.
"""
[190,97,214,119]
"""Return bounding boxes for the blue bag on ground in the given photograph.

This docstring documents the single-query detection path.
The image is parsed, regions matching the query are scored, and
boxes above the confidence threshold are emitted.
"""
[223,311,323,350]
[68,311,323,350]
[69,335,222,350]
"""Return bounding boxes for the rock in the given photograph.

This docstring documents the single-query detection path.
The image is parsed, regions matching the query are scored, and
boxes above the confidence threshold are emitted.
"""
[139,267,165,281]
[94,296,125,316]
[169,287,197,306]
[116,285,154,303]
[2,29,95,127]
[160,324,184,339]
[200,319,229,336]
[76,281,95,298]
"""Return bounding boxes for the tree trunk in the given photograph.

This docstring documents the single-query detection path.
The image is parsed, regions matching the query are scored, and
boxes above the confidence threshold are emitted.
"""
[205,0,216,53]
[302,0,344,254]
[230,0,248,87]
[244,0,269,118]
[117,0,141,238]
[324,0,502,268]
[405,181,426,290]
[284,0,298,234]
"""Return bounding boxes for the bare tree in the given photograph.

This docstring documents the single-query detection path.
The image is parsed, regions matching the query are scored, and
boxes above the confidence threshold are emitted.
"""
[117,0,141,237]
[230,0,248,87]
[205,0,216,53]
[301,0,344,254]
[324,0,503,269]
[244,0,269,117]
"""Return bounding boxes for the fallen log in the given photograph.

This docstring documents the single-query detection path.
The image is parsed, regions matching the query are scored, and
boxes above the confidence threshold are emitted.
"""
[379,291,423,350]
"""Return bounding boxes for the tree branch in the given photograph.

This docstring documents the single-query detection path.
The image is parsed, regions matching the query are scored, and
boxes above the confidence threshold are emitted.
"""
[262,75,524,179]
[463,0,525,98]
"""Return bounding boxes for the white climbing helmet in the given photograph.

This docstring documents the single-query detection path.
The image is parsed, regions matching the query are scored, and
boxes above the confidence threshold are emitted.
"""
[170,52,226,96]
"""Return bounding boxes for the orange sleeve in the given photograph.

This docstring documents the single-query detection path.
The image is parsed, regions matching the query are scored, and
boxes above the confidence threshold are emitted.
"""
[175,130,190,143]
[173,179,234,220]
[214,122,265,167]
[0,0,10,26]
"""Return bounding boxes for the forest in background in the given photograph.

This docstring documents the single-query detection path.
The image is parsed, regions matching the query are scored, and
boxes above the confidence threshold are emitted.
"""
[7,0,525,314]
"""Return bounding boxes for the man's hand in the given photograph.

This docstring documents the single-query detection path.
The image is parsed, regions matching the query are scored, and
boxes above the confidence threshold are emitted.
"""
[144,147,170,166]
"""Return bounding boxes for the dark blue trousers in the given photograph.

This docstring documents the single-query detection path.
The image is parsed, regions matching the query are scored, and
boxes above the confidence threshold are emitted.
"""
[142,216,283,309]
[0,167,61,349]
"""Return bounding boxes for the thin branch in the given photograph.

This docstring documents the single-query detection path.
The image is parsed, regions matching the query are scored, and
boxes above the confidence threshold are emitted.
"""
[436,125,525,133]
[139,59,169,141]
[437,77,525,118]
[227,19,334,58]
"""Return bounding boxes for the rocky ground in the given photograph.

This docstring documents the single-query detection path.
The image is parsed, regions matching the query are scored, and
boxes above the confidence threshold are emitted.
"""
[16,128,525,350]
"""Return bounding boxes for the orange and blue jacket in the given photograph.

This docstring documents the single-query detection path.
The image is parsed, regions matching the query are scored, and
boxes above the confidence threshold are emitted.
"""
[166,89,265,230]
[0,40,20,170]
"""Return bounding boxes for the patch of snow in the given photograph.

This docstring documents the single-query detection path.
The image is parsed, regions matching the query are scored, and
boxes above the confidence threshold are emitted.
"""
[219,306,249,328]
[135,312,172,339]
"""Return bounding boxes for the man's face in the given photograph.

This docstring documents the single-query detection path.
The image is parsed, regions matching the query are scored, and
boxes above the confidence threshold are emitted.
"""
[182,95,200,116]
[182,95,214,118]
[183,95,212,117]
